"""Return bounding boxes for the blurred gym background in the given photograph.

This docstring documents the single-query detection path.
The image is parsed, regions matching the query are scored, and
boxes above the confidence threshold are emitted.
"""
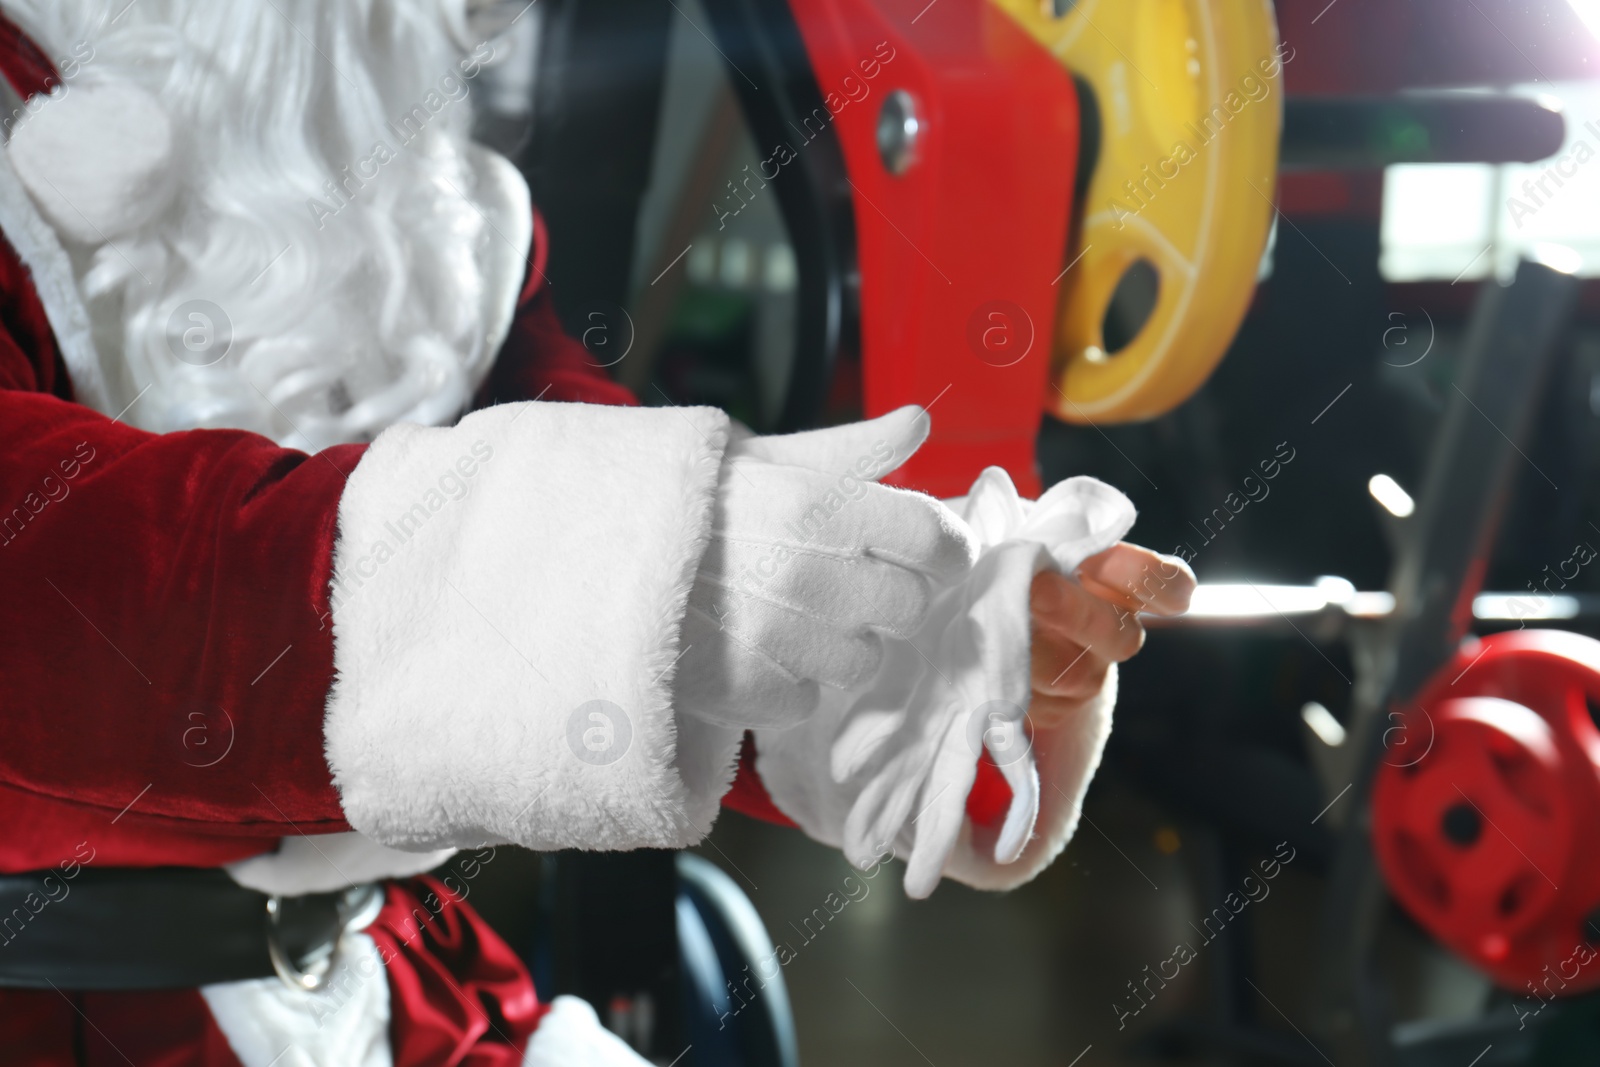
[450,1,1600,1063]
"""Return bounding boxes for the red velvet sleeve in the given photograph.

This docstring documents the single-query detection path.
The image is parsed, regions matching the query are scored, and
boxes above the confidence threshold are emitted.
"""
[0,18,786,869]
[0,344,360,838]
[0,26,363,861]
[1,207,656,850]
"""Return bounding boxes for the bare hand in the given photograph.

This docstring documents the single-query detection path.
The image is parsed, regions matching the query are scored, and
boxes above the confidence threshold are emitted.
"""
[1027,543,1195,730]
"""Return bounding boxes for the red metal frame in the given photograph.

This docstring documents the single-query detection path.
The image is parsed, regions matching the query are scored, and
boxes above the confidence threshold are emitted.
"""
[787,0,1079,497]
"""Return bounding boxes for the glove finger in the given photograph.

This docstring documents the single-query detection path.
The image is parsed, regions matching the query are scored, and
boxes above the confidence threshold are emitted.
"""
[718,458,976,586]
[828,639,939,782]
[1024,475,1138,573]
[726,405,930,477]
[707,541,934,639]
[858,485,978,586]
[843,753,926,871]
[953,466,1030,548]
[902,712,983,898]
[696,587,885,691]
[674,607,821,729]
[830,706,907,783]
[989,742,1041,866]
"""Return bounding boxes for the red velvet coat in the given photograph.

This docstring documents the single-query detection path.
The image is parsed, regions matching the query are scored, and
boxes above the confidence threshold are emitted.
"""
[0,203,629,1062]
[0,15,664,1047]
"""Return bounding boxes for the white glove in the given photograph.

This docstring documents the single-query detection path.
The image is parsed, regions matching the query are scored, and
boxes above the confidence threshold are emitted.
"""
[673,406,977,730]
[833,471,1137,897]
[745,467,1135,897]
[833,542,1041,896]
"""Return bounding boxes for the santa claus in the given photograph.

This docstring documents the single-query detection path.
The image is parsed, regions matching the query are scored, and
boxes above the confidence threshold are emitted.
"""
[0,0,1192,1063]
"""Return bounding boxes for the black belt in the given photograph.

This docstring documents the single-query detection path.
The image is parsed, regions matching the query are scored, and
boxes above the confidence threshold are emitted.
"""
[0,867,381,990]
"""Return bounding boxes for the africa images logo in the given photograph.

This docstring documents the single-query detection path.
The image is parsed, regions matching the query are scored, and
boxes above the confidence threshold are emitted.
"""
[566,699,633,766]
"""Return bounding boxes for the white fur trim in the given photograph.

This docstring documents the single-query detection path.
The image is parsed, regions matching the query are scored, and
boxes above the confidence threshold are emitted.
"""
[201,929,391,1067]
[7,79,175,243]
[524,996,652,1067]
[0,118,106,409]
[325,401,732,851]
[470,143,532,362]
[672,714,745,836]
[225,831,455,896]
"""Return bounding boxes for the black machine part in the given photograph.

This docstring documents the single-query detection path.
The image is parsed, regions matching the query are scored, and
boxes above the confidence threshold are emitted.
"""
[699,0,859,432]
[1281,92,1567,170]
[677,851,801,1067]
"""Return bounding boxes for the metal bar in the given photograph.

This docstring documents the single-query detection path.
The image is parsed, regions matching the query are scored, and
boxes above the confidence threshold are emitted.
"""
[1141,583,1600,628]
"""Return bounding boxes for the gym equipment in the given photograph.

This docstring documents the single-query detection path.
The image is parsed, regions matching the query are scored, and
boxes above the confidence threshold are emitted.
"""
[514,2,1587,1060]
[541,848,800,1064]
[1280,93,1565,170]
[705,0,1082,496]
[582,1,1568,494]
[677,852,802,1067]
[994,0,1282,425]
[706,0,1285,487]
[1136,255,1585,1065]
[1317,256,1582,1063]
[1373,631,1600,997]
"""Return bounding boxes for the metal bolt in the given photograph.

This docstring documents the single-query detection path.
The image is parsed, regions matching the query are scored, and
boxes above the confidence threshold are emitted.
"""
[876,89,921,176]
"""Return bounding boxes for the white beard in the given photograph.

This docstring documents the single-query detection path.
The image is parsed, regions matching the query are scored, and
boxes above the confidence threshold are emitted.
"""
[0,0,530,448]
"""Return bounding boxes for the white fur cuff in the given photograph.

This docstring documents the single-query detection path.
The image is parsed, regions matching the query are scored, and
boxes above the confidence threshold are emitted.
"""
[325,401,729,852]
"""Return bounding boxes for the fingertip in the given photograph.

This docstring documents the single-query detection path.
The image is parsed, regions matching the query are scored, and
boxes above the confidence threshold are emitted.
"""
[1145,554,1197,616]
[1112,617,1147,661]
[890,403,930,432]
[1078,542,1197,616]
[873,405,931,465]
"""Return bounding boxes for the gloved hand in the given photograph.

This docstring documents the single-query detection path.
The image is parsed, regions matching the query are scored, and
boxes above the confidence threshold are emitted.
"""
[832,471,1138,897]
[673,406,977,730]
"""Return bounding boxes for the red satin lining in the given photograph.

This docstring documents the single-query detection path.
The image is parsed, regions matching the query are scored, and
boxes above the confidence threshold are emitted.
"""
[367,875,547,1066]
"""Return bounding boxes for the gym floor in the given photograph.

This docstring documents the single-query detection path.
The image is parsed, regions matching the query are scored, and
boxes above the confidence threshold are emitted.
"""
[696,778,1315,1066]
[692,747,1489,1067]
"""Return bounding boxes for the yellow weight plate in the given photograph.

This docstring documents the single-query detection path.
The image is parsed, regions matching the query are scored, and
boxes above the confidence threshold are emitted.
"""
[991,0,1283,423]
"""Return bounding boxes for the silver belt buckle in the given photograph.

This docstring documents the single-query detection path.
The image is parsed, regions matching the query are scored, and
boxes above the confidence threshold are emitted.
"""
[265,883,384,992]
